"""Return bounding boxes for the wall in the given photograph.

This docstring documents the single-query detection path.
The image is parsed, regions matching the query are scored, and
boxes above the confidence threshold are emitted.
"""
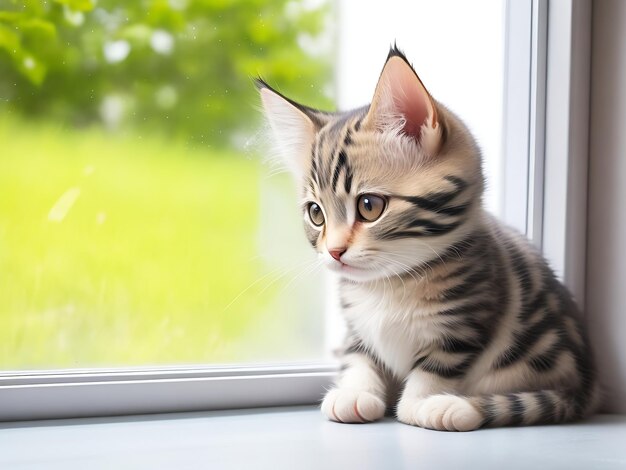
[587,0,626,413]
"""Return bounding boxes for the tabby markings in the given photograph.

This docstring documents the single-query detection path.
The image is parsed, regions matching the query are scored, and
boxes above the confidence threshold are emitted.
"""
[310,124,355,196]
[376,175,469,239]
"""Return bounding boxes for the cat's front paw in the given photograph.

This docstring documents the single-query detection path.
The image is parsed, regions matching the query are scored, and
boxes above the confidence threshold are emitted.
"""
[321,388,386,423]
[397,394,483,431]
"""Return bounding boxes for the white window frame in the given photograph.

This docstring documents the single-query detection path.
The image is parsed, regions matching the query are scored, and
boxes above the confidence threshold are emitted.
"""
[0,0,591,421]
[504,0,591,310]
[541,0,592,308]
[0,364,337,421]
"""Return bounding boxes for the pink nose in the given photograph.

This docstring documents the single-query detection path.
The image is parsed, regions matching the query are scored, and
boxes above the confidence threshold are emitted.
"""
[329,248,346,261]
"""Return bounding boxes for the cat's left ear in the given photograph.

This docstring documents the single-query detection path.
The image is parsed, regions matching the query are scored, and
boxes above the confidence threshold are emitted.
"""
[256,79,326,180]
[363,48,443,157]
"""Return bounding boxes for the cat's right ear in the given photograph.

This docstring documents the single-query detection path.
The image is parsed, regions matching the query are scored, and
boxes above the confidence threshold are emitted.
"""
[362,47,443,158]
[256,79,321,180]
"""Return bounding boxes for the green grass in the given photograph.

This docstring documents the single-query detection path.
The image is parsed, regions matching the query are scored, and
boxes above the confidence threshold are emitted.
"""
[0,118,324,370]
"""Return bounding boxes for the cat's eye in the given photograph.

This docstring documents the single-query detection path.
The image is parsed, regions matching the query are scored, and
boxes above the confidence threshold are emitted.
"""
[308,202,325,227]
[357,194,386,222]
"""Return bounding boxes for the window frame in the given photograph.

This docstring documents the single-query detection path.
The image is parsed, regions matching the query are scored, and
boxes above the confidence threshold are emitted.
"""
[0,0,591,421]
[503,0,591,306]
[0,364,337,421]
[540,0,592,307]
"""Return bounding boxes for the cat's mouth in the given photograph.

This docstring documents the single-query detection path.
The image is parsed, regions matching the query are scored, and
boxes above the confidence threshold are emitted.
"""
[327,259,367,275]
[325,257,400,282]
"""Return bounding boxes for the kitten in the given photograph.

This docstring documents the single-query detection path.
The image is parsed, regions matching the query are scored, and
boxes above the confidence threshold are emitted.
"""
[257,46,598,431]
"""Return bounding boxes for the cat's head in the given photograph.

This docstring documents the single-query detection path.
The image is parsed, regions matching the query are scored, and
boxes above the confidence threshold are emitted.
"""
[258,47,484,282]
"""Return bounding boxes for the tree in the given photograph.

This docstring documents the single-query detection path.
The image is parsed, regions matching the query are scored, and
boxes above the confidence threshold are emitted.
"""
[0,0,334,147]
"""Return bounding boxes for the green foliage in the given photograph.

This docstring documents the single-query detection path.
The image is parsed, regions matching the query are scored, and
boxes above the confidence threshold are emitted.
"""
[0,0,334,146]
[0,116,324,368]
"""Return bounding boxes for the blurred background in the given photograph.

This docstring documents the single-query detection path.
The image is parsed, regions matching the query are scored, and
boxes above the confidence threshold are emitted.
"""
[0,0,335,369]
[0,0,505,371]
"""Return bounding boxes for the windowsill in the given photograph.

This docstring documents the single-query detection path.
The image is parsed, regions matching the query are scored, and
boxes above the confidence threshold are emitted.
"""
[2,406,625,469]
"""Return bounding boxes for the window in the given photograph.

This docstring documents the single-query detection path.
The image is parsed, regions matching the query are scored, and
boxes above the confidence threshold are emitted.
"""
[0,0,335,370]
[0,0,591,420]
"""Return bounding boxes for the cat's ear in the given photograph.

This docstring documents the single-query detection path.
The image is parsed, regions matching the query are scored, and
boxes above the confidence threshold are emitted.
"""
[363,47,442,157]
[256,79,324,180]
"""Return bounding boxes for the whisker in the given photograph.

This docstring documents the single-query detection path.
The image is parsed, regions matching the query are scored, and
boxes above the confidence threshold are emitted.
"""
[257,258,319,296]
[371,254,409,302]
[421,241,447,273]
[222,258,315,312]
[373,252,423,284]
[274,258,324,298]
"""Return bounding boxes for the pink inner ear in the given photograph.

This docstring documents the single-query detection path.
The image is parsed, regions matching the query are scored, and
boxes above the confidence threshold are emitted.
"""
[398,97,429,139]
[386,58,433,140]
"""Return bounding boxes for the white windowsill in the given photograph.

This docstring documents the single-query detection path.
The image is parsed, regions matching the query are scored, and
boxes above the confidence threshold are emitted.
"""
[0,363,338,421]
[2,407,625,469]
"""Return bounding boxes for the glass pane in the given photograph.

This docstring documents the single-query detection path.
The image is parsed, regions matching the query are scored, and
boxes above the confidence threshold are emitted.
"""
[0,0,334,369]
[1,0,506,371]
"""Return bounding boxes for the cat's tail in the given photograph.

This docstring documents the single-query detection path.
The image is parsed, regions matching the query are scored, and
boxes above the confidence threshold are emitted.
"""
[469,384,600,428]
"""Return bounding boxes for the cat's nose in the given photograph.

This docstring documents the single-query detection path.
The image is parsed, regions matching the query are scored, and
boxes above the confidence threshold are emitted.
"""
[329,248,346,261]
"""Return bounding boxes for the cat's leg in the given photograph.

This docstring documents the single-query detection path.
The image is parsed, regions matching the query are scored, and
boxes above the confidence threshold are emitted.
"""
[321,352,387,423]
[396,369,483,432]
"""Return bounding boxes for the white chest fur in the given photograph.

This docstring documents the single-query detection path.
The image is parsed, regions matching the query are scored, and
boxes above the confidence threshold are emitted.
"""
[342,282,438,378]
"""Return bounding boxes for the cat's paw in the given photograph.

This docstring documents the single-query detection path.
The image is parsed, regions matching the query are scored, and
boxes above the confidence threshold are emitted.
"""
[397,394,483,431]
[321,388,386,423]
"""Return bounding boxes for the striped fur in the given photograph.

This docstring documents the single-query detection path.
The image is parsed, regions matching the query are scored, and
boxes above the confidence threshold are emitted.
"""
[258,46,597,431]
